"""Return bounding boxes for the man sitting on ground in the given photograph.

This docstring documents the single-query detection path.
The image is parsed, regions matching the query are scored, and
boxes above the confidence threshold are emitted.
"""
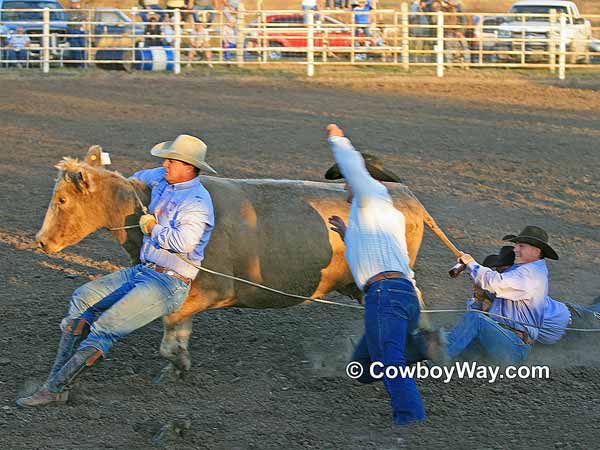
[447,226,558,364]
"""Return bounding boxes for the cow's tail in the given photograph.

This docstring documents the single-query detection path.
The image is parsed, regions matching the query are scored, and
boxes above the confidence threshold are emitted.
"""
[418,201,463,258]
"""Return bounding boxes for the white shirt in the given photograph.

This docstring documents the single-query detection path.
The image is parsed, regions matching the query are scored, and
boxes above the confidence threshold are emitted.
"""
[329,136,413,290]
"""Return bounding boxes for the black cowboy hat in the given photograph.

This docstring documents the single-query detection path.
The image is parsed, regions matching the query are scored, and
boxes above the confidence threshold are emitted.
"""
[482,245,515,268]
[324,153,402,183]
[503,225,559,260]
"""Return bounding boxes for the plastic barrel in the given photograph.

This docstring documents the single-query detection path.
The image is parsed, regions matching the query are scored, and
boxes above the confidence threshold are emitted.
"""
[134,46,175,71]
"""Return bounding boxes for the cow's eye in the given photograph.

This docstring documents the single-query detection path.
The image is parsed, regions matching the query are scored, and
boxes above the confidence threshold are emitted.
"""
[58,197,66,205]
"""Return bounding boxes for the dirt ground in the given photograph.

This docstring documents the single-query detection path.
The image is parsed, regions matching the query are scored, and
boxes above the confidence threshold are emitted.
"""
[0,69,599,450]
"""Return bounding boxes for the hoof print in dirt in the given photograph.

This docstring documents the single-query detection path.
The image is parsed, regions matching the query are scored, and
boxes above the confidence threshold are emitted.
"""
[152,418,191,446]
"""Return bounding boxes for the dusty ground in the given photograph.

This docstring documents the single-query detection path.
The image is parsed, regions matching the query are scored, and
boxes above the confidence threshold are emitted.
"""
[0,69,599,450]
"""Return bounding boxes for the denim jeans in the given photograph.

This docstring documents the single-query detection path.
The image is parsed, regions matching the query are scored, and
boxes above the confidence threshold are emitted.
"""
[447,311,531,364]
[65,264,190,355]
[352,278,426,425]
[6,49,28,64]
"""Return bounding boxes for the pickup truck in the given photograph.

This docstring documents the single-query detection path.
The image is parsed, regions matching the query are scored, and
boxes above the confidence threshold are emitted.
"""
[0,0,68,51]
[495,0,592,63]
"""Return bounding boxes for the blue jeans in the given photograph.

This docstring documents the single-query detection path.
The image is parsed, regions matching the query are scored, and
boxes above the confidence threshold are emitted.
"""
[6,49,28,64]
[352,278,426,425]
[223,42,236,61]
[65,264,190,355]
[66,28,86,65]
[448,311,531,364]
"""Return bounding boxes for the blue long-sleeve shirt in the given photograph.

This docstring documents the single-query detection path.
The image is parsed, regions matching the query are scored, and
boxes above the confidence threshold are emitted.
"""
[466,259,549,341]
[132,167,214,280]
[538,297,570,344]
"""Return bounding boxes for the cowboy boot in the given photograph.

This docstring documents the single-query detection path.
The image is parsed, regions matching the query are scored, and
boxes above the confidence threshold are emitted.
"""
[48,318,90,379]
[16,346,102,408]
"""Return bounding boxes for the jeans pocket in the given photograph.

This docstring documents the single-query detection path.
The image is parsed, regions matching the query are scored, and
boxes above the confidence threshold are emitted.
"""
[167,284,190,313]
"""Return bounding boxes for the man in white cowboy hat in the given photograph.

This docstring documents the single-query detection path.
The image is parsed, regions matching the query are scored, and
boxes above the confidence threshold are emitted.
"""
[445,225,559,364]
[17,134,216,407]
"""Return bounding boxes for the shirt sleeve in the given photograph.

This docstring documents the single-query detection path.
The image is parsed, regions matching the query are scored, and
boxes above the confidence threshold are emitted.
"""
[150,202,211,254]
[467,262,532,301]
[328,136,387,204]
[130,167,165,186]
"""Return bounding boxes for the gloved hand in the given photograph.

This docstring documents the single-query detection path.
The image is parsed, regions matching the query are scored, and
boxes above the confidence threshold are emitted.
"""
[139,214,157,235]
[458,253,475,265]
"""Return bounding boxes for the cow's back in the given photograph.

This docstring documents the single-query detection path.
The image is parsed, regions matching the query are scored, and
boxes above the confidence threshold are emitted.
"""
[195,177,425,309]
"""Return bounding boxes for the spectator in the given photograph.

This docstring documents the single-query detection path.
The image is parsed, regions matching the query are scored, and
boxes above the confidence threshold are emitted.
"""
[6,26,31,68]
[409,0,430,62]
[187,21,213,68]
[66,0,86,67]
[353,0,371,36]
[221,18,236,62]
[189,0,216,25]
[222,0,237,22]
[144,13,163,46]
[301,0,319,24]
[137,0,166,23]
[161,15,176,46]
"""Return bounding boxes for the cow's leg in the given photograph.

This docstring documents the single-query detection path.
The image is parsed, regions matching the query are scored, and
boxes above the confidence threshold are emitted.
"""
[154,275,236,384]
[155,316,195,384]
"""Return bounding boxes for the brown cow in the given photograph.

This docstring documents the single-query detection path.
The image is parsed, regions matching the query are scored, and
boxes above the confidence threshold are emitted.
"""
[36,145,445,382]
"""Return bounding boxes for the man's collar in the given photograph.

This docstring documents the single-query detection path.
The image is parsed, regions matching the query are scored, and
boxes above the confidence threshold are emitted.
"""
[169,177,200,191]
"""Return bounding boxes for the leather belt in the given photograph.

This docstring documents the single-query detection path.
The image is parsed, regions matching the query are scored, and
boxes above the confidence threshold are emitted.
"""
[500,324,535,346]
[363,271,409,293]
[144,263,192,285]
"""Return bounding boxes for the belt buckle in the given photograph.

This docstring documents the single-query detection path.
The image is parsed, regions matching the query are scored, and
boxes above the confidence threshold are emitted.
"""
[167,270,175,276]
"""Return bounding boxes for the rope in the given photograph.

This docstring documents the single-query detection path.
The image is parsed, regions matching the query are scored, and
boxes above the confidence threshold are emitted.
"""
[107,180,148,231]
[112,178,600,333]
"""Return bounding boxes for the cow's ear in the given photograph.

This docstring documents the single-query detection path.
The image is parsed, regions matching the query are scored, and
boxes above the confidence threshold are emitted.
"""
[78,168,96,194]
[84,145,103,167]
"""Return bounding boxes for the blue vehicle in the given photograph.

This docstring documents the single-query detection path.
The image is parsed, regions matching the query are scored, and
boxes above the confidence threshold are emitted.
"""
[0,0,68,50]
[93,8,144,41]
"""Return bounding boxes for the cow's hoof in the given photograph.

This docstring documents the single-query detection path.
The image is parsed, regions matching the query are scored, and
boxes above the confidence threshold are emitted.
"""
[153,363,185,385]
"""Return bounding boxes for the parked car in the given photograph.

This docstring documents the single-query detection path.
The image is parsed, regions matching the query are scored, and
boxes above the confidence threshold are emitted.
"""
[245,14,371,60]
[0,0,68,51]
[590,38,600,63]
[495,0,592,63]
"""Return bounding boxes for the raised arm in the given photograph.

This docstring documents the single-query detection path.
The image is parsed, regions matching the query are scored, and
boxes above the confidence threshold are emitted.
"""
[326,124,385,202]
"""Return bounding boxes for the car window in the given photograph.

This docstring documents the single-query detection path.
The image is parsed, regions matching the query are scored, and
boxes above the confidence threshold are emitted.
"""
[97,11,121,23]
[1,1,61,21]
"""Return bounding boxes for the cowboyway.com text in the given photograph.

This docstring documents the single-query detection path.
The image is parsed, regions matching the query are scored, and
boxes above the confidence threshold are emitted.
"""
[345,361,550,384]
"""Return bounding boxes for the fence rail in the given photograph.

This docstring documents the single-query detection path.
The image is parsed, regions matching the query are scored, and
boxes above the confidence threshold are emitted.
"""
[1,6,599,78]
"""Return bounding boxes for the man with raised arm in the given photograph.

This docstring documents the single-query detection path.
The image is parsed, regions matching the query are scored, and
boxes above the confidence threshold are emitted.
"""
[325,123,426,425]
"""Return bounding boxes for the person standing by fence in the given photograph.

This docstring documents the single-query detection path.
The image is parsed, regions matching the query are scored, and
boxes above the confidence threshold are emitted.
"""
[222,18,236,62]
[66,0,86,67]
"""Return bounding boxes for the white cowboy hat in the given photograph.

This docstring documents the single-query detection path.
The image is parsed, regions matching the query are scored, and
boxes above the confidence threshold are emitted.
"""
[151,134,217,174]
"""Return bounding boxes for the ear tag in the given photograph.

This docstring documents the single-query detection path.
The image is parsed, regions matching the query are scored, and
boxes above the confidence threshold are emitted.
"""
[100,152,112,165]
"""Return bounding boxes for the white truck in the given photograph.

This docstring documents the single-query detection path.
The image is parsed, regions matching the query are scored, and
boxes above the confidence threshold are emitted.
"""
[495,0,592,63]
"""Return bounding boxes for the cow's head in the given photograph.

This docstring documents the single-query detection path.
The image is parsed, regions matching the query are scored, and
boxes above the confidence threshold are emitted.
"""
[36,146,113,253]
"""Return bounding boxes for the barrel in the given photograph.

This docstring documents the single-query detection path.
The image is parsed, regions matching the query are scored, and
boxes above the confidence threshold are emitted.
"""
[134,46,175,71]
[95,49,133,71]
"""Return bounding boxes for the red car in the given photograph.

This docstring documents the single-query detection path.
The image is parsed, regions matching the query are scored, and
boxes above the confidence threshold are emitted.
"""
[245,14,371,59]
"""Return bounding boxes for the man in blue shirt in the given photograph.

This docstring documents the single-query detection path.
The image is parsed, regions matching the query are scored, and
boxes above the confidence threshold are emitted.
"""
[447,226,558,364]
[6,27,31,67]
[17,134,216,407]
